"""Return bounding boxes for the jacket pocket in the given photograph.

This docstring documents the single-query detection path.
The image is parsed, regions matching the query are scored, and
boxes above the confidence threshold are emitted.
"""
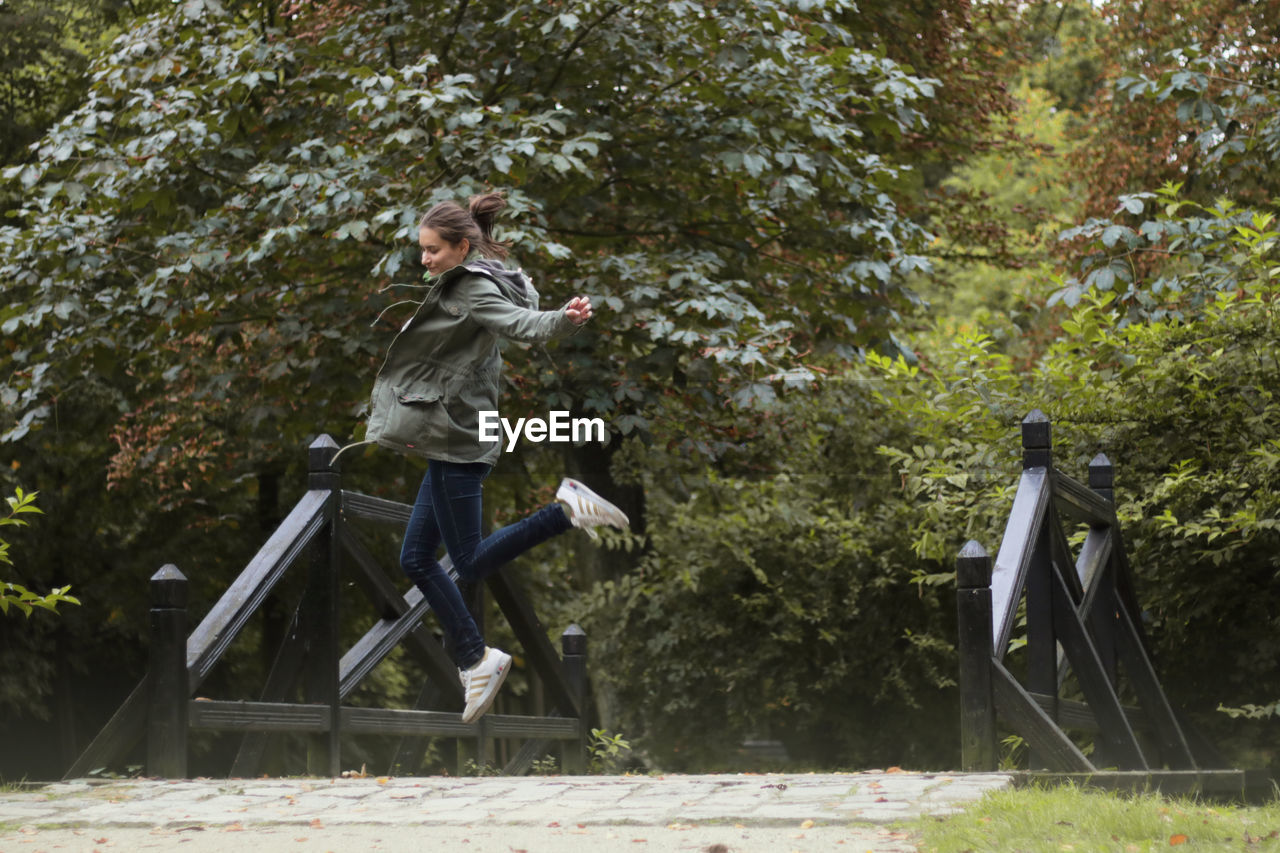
[379,385,448,452]
[395,387,442,405]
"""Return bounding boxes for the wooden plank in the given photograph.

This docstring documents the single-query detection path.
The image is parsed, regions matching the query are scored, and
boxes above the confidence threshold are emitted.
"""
[992,659,1094,772]
[1053,472,1115,526]
[1075,527,1113,593]
[187,490,330,690]
[342,490,413,526]
[63,681,147,779]
[341,707,472,737]
[486,568,580,717]
[1114,603,1197,769]
[1050,565,1148,769]
[991,467,1051,655]
[1026,525,1057,740]
[337,554,458,701]
[337,526,463,702]
[1012,769,1248,798]
[1028,693,1150,734]
[339,707,579,740]
[486,714,580,740]
[1054,523,1112,692]
[189,700,331,732]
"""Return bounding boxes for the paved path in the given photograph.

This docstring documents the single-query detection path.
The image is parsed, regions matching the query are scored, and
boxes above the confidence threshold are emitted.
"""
[0,771,1012,852]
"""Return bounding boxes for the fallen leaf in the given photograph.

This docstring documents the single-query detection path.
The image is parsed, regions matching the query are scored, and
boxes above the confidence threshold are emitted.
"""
[875,796,889,803]
[294,838,308,843]
[632,839,647,843]
[887,766,903,773]
[1170,835,1189,846]
[310,819,324,829]
[224,823,245,832]
[95,838,109,843]
[800,819,815,829]
[376,776,389,785]
[547,821,560,828]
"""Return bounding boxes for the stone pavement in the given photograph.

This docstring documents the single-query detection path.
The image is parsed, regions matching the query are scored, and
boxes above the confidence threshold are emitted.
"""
[0,771,1013,853]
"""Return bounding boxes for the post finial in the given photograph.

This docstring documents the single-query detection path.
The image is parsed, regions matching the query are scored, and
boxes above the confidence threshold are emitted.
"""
[561,623,587,656]
[308,434,342,490]
[956,540,992,589]
[1021,410,1052,469]
[1089,452,1115,501]
[150,564,188,608]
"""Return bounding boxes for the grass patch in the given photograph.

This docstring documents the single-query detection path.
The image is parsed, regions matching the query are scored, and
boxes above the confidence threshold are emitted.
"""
[913,784,1280,852]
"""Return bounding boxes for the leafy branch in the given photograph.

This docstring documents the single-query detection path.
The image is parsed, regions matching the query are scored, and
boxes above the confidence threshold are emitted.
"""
[1,488,80,617]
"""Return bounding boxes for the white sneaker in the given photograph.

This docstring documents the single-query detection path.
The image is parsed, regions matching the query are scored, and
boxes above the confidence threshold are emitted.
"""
[556,477,630,539]
[459,647,512,724]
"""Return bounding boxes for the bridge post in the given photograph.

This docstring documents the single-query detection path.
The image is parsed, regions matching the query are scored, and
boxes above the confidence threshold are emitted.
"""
[561,624,589,774]
[956,541,997,771]
[304,434,342,776]
[1088,453,1120,689]
[147,564,188,778]
[1022,410,1056,768]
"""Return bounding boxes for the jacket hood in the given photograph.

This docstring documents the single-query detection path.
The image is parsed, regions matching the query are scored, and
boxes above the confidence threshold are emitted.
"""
[437,257,540,311]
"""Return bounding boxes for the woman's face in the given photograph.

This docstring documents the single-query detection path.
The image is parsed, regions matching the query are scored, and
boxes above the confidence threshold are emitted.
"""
[419,227,469,276]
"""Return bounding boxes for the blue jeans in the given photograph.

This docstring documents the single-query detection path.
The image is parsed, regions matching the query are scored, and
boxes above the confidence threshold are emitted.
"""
[399,460,571,669]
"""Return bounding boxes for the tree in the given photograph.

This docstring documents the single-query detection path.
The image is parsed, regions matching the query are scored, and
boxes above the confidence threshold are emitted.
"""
[1069,0,1280,216]
[0,0,956,774]
[1,0,941,504]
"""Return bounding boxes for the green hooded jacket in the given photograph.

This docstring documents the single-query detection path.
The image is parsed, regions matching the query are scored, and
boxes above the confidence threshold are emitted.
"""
[363,258,579,464]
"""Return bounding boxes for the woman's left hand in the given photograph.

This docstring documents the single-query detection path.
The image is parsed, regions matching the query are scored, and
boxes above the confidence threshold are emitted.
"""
[565,296,594,325]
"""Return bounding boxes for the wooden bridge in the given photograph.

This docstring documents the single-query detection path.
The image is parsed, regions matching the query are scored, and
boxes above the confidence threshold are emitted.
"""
[66,435,591,779]
[955,411,1267,796]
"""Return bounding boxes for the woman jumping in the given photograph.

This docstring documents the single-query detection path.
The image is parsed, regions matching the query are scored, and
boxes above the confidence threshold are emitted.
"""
[363,191,629,723]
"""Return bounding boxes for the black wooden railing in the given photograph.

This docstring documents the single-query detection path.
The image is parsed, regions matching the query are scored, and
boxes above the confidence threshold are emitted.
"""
[955,410,1226,776]
[67,435,592,779]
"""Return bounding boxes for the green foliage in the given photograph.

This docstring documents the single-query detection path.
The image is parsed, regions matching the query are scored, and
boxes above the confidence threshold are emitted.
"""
[0,0,940,482]
[583,382,958,770]
[1114,42,1280,203]
[587,728,632,775]
[0,488,79,617]
[1052,183,1279,317]
[868,188,1280,761]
